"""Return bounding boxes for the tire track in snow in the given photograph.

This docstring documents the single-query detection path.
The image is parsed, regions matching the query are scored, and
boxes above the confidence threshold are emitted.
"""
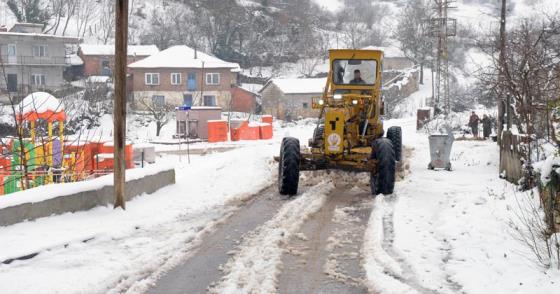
[142,184,284,294]
[209,178,336,293]
[363,147,435,294]
[278,183,373,294]
[381,194,436,294]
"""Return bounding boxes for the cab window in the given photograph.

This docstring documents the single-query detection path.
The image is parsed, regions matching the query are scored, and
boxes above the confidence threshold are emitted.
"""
[332,59,377,86]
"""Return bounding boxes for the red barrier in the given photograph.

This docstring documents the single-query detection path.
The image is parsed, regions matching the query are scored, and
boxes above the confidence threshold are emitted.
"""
[240,125,260,140]
[208,120,229,143]
[261,115,273,124]
[259,123,273,140]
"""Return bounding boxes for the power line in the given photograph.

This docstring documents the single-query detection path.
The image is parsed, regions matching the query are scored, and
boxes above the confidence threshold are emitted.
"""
[430,0,457,115]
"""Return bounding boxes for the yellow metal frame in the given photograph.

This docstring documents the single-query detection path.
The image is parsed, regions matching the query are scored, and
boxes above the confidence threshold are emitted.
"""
[302,49,385,172]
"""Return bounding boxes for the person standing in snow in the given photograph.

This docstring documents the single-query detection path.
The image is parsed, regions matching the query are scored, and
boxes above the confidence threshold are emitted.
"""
[482,114,492,139]
[469,111,480,139]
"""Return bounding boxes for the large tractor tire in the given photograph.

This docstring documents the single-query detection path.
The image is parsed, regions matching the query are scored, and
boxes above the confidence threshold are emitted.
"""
[370,138,396,196]
[279,137,300,196]
[311,125,325,148]
[387,126,402,161]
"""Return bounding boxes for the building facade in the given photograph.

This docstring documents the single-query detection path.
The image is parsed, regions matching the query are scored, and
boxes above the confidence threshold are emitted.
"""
[128,45,241,110]
[260,78,324,120]
[0,24,80,102]
[230,86,258,113]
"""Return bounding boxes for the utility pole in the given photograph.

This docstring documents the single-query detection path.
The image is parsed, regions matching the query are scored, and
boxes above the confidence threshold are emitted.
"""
[430,0,456,116]
[497,0,509,141]
[113,0,128,210]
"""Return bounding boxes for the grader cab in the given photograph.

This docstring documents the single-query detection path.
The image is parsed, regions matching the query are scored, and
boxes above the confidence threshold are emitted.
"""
[278,49,402,196]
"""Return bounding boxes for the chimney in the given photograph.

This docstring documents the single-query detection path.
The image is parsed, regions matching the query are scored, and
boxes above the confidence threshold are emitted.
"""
[194,47,198,59]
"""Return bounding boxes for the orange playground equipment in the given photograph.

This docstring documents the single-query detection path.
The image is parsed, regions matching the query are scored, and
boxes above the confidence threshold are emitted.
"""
[0,92,134,195]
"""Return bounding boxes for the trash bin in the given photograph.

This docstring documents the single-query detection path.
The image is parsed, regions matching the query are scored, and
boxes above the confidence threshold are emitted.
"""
[428,133,454,171]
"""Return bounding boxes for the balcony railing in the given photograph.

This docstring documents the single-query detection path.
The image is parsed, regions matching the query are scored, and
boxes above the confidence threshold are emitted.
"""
[0,55,69,66]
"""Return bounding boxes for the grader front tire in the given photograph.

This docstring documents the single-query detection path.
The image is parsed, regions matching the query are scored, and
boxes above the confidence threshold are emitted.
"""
[371,138,396,196]
[278,137,300,196]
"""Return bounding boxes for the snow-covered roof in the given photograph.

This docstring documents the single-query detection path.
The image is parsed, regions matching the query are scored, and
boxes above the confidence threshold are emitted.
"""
[362,45,406,58]
[0,31,80,42]
[128,45,240,70]
[240,83,264,94]
[80,44,159,56]
[18,92,64,115]
[263,78,326,94]
[68,54,83,65]
[87,76,111,83]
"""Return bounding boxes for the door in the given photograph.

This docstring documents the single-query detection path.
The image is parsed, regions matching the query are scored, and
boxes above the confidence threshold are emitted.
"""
[7,44,16,64]
[7,74,17,92]
[187,72,197,91]
[183,94,193,107]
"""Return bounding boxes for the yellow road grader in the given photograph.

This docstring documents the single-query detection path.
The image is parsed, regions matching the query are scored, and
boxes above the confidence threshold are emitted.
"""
[278,49,402,196]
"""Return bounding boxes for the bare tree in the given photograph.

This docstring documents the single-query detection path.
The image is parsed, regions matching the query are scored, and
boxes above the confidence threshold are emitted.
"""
[96,0,115,44]
[394,0,433,84]
[75,0,98,38]
[43,0,65,34]
[139,97,174,137]
[508,189,560,269]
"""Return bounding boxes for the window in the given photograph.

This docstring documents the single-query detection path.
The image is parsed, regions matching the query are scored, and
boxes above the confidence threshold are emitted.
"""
[205,73,220,85]
[171,73,181,85]
[152,95,165,107]
[32,45,48,57]
[183,94,193,107]
[7,44,16,56]
[145,73,160,85]
[302,102,309,109]
[187,72,197,91]
[7,44,16,64]
[7,74,17,92]
[332,59,378,85]
[31,74,46,86]
[203,95,217,106]
[101,60,111,76]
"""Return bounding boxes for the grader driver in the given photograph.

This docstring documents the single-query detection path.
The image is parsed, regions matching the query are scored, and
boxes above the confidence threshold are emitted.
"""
[278,49,402,196]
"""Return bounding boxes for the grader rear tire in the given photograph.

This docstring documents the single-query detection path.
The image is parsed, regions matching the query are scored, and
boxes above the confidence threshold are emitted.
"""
[279,137,300,196]
[312,125,325,148]
[371,138,396,196]
[387,126,402,161]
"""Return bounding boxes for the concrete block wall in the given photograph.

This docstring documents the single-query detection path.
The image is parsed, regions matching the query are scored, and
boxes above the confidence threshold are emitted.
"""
[0,168,175,227]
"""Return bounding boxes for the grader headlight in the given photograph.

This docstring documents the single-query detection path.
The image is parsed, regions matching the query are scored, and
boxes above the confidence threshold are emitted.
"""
[333,94,343,100]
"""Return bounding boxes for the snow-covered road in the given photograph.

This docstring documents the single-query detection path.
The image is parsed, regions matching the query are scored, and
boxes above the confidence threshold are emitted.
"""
[1,115,559,294]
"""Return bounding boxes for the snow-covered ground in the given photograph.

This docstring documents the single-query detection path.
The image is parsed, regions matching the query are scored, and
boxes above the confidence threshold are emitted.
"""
[0,122,315,294]
[364,117,560,294]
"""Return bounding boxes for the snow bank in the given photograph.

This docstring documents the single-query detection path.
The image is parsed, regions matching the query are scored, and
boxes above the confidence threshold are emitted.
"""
[0,164,172,210]
[380,116,560,294]
[534,156,560,185]
[363,196,418,294]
